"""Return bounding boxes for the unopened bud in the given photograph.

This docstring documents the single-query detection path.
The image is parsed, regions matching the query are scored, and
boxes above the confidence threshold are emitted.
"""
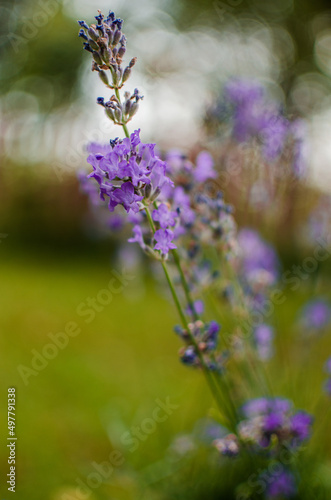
[92,51,103,65]
[98,70,109,86]
[124,98,132,115]
[114,107,122,123]
[144,183,152,199]
[129,101,139,118]
[129,57,137,68]
[88,26,99,41]
[150,187,161,202]
[118,45,126,58]
[88,38,99,51]
[101,47,112,65]
[113,29,122,46]
[122,67,131,83]
[105,108,115,121]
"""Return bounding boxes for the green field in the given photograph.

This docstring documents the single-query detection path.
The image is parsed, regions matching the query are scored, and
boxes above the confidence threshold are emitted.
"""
[1,250,331,499]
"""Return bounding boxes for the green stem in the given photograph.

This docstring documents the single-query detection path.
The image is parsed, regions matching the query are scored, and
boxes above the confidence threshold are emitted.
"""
[172,248,199,322]
[114,87,130,138]
[143,205,231,423]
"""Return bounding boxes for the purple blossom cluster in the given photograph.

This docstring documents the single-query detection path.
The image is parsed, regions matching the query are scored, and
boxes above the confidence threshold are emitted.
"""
[237,397,313,452]
[77,12,317,500]
[216,79,306,174]
[264,467,297,499]
[174,320,221,370]
[299,298,331,334]
[237,228,279,291]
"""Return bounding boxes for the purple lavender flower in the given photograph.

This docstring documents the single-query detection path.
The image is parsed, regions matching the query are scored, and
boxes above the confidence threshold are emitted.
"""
[213,434,240,457]
[128,225,145,249]
[254,324,274,361]
[238,228,279,288]
[290,411,313,442]
[186,300,205,317]
[109,182,143,213]
[194,151,217,183]
[154,229,177,255]
[299,298,331,332]
[152,203,177,229]
[266,468,297,498]
[180,346,198,365]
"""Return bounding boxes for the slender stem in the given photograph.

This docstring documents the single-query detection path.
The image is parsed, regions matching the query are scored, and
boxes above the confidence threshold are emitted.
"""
[114,87,130,138]
[113,94,233,426]
[143,205,231,422]
[172,248,199,322]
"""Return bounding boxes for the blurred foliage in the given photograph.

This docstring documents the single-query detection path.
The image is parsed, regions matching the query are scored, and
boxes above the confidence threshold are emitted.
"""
[0,0,83,110]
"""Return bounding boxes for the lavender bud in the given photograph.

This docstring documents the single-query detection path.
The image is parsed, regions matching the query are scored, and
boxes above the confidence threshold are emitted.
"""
[78,20,89,29]
[113,29,122,46]
[144,183,152,199]
[114,106,122,123]
[96,24,105,36]
[95,13,104,24]
[150,187,161,202]
[129,57,137,68]
[97,97,105,106]
[129,101,139,118]
[122,66,131,83]
[101,47,112,64]
[118,45,126,58]
[105,108,115,121]
[88,38,99,51]
[116,67,122,82]
[78,29,88,40]
[88,26,99,41]
[92,51,103,65]
[107,11,115,23]
[124,99,132,115]
[98,70,109,86]
[83,43,93,53]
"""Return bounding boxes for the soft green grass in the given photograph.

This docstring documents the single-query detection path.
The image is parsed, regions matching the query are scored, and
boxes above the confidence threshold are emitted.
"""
[1,252,331,499]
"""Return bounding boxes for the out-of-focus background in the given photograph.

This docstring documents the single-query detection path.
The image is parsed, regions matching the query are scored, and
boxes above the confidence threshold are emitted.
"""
[1,0,331,499]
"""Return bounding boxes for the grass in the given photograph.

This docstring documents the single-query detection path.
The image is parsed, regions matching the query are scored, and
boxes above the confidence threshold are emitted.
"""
[0,250,331,499]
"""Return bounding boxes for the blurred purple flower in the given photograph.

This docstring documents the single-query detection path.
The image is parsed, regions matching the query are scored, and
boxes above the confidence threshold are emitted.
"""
[154,228,177,254]
[238,228,279,287]
[290,411,313,442]
[128,225,145,249]
[254,324,274,360]
[152,203,177,229]
[299,298,331,332]
[266,468,297,499]
[194,151,217,183]
[110,182,143,213]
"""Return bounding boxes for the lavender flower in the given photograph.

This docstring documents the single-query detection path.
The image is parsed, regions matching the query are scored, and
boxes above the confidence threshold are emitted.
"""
[299,298,331,333]
[254,324,274,361]
[238,229,279,289]
[213,434,240,457]
[265,468,297,499]
[152,203,177,229]
[128,225,145,250]
[154,229,177,255]
[239,397,312,451]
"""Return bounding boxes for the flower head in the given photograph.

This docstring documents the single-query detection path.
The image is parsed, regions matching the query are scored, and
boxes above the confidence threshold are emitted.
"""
[152,203,177,229]
[154,229,177,255]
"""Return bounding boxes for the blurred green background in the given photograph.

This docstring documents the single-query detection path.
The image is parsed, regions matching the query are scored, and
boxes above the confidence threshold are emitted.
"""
[1,0,331,499]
